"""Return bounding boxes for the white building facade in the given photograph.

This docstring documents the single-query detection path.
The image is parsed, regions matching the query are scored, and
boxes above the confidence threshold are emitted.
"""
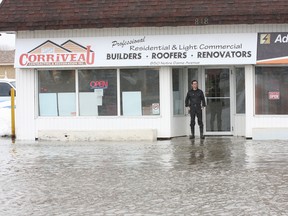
[14,24,288,140]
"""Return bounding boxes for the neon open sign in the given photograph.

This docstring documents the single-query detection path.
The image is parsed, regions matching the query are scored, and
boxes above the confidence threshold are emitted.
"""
[90,80,108,89]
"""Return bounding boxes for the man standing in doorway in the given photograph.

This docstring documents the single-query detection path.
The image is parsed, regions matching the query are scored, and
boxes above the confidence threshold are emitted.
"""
[185,80,206,139]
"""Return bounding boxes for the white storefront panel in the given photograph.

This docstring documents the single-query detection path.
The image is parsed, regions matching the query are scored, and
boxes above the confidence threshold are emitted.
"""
[15,33,257,68]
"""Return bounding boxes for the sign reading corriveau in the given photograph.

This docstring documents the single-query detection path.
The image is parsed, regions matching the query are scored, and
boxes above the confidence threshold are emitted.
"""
[15,34,257,68]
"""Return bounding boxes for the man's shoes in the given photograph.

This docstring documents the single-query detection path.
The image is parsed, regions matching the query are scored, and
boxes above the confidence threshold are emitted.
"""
[189,135,195,139]
[200,135,205,139]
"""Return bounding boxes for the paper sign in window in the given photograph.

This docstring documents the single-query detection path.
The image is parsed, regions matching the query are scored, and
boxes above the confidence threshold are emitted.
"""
[58,93,76,116]
[39,93,58,116]
[122,91,142,116]
[79,92,99,116]
[268,91,280,100]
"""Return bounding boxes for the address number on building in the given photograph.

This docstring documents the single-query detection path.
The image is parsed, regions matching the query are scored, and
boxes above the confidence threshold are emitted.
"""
[195,17,209,25]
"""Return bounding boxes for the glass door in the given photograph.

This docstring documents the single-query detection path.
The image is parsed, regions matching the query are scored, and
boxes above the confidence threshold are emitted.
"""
[205,68,232,134]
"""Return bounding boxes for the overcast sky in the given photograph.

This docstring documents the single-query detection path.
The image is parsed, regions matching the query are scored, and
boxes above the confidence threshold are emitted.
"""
[0,33,15,50]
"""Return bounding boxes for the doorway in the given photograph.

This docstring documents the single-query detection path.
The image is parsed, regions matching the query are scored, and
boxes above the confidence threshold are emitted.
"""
[204,68,232,135]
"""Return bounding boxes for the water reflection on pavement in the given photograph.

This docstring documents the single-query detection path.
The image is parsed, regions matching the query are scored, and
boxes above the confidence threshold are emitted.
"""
[1,137,288,215]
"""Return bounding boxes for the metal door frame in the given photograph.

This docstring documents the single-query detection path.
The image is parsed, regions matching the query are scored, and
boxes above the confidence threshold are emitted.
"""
[202,66,234,136]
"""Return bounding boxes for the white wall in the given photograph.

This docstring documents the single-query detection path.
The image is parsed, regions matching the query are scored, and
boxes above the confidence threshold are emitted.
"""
[15,68,36,140]
[245,65,254,138]
[234,115,246,137]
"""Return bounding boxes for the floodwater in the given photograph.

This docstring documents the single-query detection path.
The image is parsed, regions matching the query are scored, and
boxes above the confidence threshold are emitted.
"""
[1,137,288,215]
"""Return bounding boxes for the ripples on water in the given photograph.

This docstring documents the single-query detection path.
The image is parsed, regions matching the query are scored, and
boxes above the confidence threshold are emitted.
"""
[1,137,288,215]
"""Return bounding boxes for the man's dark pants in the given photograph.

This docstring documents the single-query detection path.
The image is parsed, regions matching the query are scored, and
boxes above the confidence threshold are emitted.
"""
[190,107,204,136]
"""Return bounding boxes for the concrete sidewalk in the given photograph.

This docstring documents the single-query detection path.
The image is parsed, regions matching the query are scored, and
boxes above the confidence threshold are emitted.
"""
[1,136,288,215]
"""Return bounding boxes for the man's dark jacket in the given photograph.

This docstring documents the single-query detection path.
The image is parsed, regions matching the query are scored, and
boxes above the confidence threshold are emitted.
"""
[185,89,206,111]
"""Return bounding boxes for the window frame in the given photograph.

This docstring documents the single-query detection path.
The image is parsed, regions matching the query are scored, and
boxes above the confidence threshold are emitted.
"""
[255,65,288,116]
[36,67,161,118]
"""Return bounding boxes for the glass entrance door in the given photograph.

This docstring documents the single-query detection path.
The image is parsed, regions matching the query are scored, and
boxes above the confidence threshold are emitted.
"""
[205,68,231,134]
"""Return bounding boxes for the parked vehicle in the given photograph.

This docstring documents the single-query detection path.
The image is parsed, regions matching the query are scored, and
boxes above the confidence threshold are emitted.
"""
[0,79,16,136]
[0,78,16,108]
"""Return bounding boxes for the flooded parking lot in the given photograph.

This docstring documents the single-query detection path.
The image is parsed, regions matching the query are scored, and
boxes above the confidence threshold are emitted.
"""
[1,137,288,215]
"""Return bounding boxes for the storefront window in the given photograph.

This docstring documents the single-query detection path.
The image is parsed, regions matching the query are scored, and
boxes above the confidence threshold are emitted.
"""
[38,68,160,117]
[255,67,288,114]
[120,69,159,116]
[78,69,117,116]
[173,68,185,115]
[235,68,245,114]
[38,70,76,116]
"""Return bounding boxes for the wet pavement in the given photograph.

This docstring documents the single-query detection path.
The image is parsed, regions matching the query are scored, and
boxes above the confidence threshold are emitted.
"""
[1,136,288,215]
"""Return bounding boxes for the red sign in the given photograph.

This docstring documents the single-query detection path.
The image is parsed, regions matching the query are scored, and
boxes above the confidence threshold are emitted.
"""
[268,91,280,100]
[19,40,95,67]
[90,80,108,89]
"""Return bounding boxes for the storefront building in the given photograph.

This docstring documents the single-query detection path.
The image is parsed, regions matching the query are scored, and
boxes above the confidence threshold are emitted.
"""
[1,1,288,140]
